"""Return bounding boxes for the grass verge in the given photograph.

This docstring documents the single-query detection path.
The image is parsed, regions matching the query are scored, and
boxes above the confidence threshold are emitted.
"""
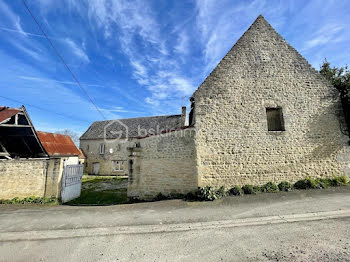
[66,176,128,205]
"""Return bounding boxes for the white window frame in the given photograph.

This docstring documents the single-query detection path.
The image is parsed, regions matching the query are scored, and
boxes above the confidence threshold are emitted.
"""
[99,144,105,155]
[112,160,123,171]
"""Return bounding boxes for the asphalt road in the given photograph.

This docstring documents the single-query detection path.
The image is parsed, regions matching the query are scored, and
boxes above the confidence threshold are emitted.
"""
[1,187,350,261]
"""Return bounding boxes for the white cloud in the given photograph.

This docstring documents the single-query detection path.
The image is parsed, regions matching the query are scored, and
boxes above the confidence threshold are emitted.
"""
[145,97,160,106]
[10,40,42,61]
[84,0,195,111]
[304,24,344,50]
[65,38,90,63]
[174,31,189,55]
[0,1,25,34]
[18,75,104,88]
[99,106,143,114]
[0,27,45,38]
[130,60,148,79]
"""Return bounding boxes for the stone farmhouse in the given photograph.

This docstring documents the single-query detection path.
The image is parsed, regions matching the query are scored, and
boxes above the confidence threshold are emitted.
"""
[79,107,186,176]
[84,15,350,200]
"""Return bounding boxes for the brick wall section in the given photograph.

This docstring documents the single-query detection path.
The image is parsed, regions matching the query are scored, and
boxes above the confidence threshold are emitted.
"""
[192,16,350,188]
[0,159,48,199]
[128,128,197,200]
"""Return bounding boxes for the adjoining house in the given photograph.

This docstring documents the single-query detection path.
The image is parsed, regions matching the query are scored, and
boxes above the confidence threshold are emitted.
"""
[80,107,186,176]
[37,131,80,165]
[0,106,83,201]
[126,15,350,200]
[36,131,81,199]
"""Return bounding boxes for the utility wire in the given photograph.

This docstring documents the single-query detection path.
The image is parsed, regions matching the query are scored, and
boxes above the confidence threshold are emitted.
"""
[0,95,90,124]
[21,0,106,120]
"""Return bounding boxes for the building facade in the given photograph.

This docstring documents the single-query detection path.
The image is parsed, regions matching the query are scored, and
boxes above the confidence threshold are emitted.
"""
[80,108,186,176]
[192,15,350,188]
[126,15,350,199]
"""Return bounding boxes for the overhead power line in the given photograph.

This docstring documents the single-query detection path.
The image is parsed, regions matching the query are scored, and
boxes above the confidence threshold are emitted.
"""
[0,94,90,124]
[21,0,106,120]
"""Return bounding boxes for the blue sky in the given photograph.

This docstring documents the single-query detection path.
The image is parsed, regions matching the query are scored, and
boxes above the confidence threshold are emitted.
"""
[0,0,349,136]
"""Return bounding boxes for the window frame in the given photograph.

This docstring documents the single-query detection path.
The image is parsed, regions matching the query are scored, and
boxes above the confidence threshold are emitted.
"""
[99,144,105,155]
[112,160,123,171]
[266,107,285,132]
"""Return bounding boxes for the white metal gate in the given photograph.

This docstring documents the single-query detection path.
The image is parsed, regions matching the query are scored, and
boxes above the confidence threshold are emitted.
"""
[61,164,84,203]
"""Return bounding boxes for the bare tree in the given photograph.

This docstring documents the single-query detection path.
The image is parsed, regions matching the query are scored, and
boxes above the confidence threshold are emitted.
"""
[55,129,80,146]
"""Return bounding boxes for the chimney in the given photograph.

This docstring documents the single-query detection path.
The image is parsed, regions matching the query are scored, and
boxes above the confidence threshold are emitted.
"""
[181,106,186,126]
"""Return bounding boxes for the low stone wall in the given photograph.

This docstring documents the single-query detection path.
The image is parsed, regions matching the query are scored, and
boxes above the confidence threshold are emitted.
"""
[128,128,197,200]
[0,159,48,199]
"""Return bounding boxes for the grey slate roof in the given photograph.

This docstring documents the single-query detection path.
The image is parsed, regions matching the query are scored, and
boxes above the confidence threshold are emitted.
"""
[80,114,184,140]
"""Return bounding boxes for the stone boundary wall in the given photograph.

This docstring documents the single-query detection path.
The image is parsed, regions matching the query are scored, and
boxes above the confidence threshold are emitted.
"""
[128,128,197,200]
[0,159,48,199]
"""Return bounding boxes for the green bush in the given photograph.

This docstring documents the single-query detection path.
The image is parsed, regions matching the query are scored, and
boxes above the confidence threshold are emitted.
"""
[185,191,196,201]
[154,193,169,201]
[242,185,259,194]
[216,186,226,198]
[253,186,261,192]
[184,175,349,202]
[294,178,317,189]
[278,181,293,191]
[228,186,243,196]
[196,186,219,201]
[188,186,227,201]
[329,176,348,186]
[260,182,279,193]
[315,178,331,189]
[0,196,57,205]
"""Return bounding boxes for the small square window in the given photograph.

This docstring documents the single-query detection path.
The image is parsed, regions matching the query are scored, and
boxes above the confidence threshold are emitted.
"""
[112,160,123,171]
[266,107,285,131]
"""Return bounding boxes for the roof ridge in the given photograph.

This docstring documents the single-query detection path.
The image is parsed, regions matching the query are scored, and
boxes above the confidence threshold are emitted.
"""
[93,113,182,123]
[80,112,184,140]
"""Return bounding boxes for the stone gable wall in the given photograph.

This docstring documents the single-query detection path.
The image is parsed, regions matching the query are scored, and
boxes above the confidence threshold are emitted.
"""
[128,128,197,199]
[193,17,350,188]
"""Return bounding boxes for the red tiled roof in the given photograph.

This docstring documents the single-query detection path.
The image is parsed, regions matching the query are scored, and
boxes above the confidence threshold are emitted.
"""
[0,106,21,123]
[37,131,80,156]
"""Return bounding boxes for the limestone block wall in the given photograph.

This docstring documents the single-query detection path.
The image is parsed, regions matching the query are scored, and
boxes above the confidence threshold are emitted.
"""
[0,159,48,199]
[80,138,136,176]
[193,16,350,188]
[128,128,197,199]
[45,158,63,198]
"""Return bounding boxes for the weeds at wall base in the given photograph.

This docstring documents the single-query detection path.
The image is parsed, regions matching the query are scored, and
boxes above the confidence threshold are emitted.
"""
[153,176,349,202]
[0,196,58,205]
